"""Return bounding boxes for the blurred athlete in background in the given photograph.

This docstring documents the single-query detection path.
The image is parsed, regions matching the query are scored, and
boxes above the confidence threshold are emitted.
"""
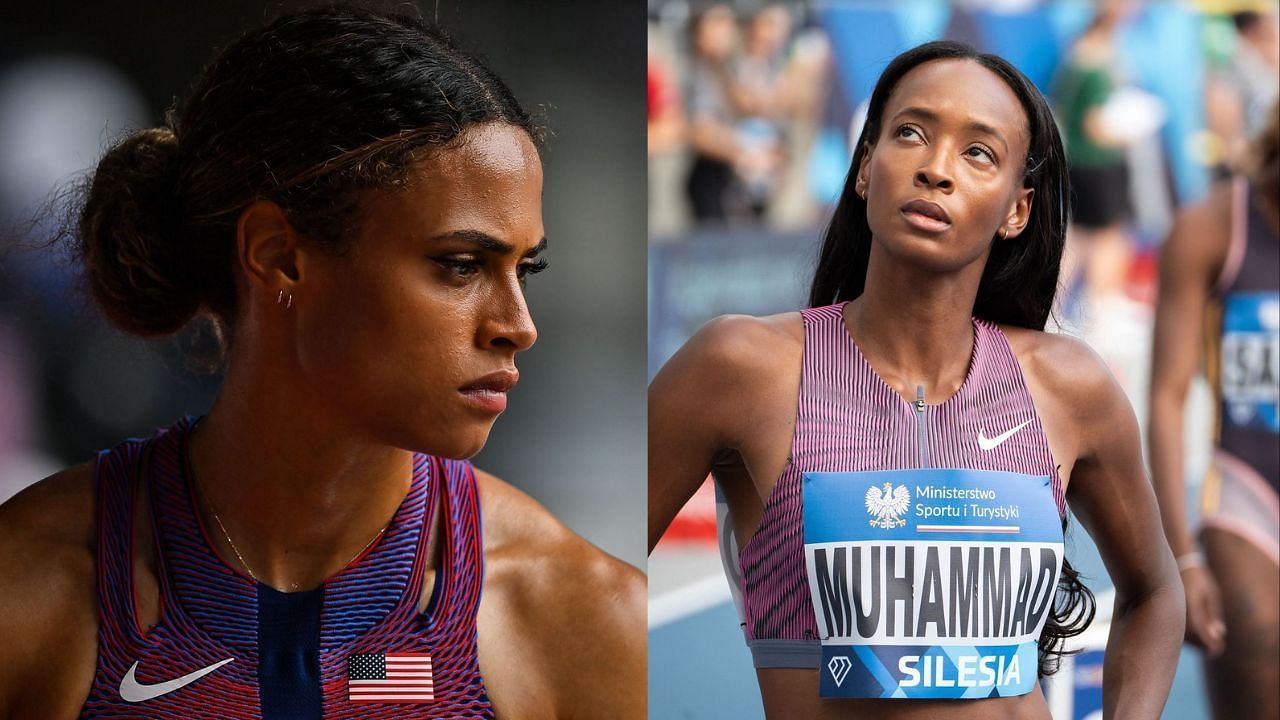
[1150,100,1279,720]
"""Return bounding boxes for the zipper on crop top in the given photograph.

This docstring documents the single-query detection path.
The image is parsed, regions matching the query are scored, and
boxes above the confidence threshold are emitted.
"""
[915,384,929,468]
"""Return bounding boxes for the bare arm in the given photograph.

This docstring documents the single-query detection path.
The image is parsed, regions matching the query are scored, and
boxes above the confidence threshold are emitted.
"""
[1063,342,1185,719]
[1147,185,1230,654]
[648,322,725,550]
[546,546,645,720]
[0,465,98,720]
[648,315,794,552]
[474,471,645,720]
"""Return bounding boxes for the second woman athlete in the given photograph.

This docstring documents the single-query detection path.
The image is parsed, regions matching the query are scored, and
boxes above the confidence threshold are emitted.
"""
[650,41,1183,719]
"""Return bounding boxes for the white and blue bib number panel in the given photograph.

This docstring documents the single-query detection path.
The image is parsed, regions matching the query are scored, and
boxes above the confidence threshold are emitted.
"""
[803,468,1064,700]
[1221,292,1280,433]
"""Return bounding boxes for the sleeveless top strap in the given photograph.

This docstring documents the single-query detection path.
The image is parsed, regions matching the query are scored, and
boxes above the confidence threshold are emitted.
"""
[93,438,149,647]
[1215,175,1249,296]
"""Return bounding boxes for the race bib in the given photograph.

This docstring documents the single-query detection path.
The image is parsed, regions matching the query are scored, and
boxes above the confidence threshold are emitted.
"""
[803,468,1063,699]
[1221,292,1280,433]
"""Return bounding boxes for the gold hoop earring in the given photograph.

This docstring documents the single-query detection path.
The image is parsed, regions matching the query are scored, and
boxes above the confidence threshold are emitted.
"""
[276,289,293,309]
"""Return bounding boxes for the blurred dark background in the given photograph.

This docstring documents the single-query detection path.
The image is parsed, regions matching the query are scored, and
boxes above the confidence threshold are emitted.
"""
[0,0,648,568]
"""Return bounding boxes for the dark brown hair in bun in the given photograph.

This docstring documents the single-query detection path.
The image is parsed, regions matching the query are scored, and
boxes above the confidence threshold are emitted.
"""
[76,4,537,339]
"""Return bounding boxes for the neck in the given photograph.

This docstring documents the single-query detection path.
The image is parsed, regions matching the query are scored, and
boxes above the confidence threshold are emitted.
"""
[845,244,984,405]
[188,351,413,592]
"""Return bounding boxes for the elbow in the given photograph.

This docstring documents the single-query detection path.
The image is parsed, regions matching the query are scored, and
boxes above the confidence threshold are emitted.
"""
[1115,560,1186,632]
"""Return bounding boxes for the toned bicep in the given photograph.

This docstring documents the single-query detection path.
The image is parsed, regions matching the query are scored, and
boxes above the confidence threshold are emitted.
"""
[0,468,98,718]
[0,548,97,718]
[648,315,798,552]
[648,327,730,551]
[558,559,646,720]
[1069,371,1178,602]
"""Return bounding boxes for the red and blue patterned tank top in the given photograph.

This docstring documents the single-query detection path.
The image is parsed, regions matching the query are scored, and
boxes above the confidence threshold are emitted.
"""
[80,416,493,718]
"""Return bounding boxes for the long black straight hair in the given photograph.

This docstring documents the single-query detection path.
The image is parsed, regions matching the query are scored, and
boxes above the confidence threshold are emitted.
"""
[808,40,1070,333]
[810,41,1091,677]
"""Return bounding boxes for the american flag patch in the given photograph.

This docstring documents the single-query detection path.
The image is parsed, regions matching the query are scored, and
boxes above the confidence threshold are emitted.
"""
[347,652,434,703]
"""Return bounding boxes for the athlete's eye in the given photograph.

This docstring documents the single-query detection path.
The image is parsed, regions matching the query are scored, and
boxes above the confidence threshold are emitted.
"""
[965,145,996,165]
[433,256,483,280]
[895,124,923,141]
[517,258,549,286]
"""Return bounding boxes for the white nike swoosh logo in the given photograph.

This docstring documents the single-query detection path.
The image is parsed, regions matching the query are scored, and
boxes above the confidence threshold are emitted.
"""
[977,420,1033,451]
[119,658,235,702]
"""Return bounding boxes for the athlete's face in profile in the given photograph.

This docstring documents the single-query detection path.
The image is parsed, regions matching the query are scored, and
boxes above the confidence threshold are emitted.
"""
[297,122,544,458]
[857,59,1033,272]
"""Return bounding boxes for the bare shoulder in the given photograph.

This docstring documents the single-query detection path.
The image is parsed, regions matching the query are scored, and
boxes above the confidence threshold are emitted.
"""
[682,311,804,376]
[691,310,798,356]
[0,462,99,715]
[0,461,97,603]
[474,468,643,618]
[651,311,804,445]
[473,468,643,718]
[999,327,1134,459]
[703,311,805,344]
[1000,327,1115,401]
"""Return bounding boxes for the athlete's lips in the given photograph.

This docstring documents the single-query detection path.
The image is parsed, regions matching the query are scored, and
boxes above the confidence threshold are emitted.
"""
[459,369,519,394]
[458,369,519,414]
[900,199,952,233]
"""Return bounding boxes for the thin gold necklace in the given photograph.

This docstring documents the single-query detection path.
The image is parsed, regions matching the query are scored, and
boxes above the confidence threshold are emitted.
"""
[206,497,390,589]
[188,422,391,590]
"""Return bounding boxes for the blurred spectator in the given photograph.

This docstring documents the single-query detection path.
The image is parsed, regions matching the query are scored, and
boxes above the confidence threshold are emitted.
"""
[1053,0,1160,314]
[736,5,793,114]
[765,20,829,229]
[686,4,772,222]
[1205,7,1280,175]
[648,1,828,234]
[731,5,792,217]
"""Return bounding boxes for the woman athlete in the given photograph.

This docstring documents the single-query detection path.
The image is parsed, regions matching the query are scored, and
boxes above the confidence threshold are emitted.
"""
[0,7,643,719]
[1149,101,1279,719]
[650,41,1183,719]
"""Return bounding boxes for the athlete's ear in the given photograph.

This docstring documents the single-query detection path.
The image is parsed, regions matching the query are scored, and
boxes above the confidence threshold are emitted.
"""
[999,187,1034,241]
[236,200,302,296]
[854,141,875,200]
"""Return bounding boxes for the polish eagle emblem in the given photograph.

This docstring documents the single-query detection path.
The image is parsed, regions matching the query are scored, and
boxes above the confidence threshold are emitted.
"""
[865,482,910,529]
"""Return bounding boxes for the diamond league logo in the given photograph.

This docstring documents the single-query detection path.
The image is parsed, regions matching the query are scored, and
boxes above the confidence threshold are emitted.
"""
[828,656,852,687]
